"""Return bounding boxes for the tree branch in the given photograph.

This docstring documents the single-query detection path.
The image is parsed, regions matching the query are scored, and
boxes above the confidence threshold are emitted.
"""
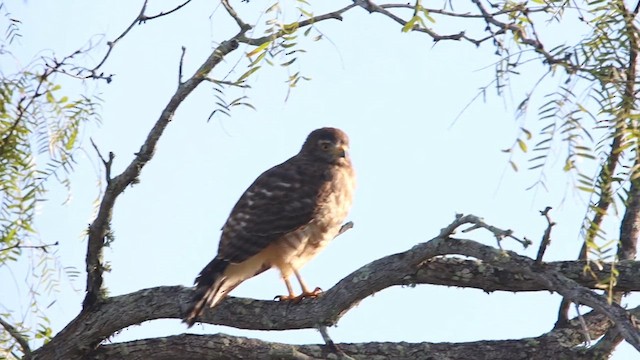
[141,0,193,22]
[617,0,640,262]
[82,38,240,309]
[38,212,640,359]
[88,332,600,360]
[221,0,251,32]
[535,206,555,263]
[0,240,58,253]
[0,317,31,360]
[91,299,634,360]
[238,4,356,45]
[89,0,195,76]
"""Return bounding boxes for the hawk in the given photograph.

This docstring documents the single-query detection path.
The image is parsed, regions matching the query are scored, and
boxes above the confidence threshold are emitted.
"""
[184,127,355,327]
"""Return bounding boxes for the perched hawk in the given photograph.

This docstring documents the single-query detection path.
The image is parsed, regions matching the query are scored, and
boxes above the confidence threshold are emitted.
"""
[184,127,355,327]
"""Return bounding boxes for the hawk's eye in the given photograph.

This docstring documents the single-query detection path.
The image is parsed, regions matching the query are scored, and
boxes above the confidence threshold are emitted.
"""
[319,141,331,151]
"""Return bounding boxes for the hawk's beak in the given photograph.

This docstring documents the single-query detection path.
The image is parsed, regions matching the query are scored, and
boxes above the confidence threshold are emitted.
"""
[334,145,348,158]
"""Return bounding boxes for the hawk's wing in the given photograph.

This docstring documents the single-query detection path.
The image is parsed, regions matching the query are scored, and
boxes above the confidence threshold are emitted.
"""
[217,157,323,263]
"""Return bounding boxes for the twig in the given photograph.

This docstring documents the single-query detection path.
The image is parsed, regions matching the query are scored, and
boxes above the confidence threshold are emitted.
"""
[90,138,114,183]
[442,213,532,248]
[380,3,549,19]
[141,0,193,21]
[0,317,32,360]
[353,0,479,44]
[221,0,251,31]
[0,241,59,253]
[91,0,149,73]
[204,77,251,88]
[178,46,186,85]
[535,206,555,264]
[90,0,194,76]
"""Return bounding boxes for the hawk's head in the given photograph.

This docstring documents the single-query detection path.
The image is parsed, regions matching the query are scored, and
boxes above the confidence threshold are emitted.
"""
[300,127,351,165]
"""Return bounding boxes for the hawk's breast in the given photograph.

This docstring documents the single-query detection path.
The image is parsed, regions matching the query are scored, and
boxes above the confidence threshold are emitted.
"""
[279,164,355,272]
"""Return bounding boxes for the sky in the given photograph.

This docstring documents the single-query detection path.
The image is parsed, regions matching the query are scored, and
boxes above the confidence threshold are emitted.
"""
[2,0,638,358]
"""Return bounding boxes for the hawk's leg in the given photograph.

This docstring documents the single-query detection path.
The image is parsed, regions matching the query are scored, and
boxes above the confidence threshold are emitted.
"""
[294,269,323,298]
[274,270,322,303]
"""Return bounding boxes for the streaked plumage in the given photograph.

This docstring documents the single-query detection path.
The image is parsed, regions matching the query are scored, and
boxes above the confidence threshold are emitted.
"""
[184,127,355,327]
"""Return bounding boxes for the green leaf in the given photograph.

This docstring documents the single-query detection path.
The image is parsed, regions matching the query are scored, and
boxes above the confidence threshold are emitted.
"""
[45,91,55,103]
[281,58,297,67]
[517,139,528,152]
[236,66,261,83]
[65,129,78,151]
[509,160,518,172]
[402,16,419,33]
[246,41,271,58]
[249,51,267,67]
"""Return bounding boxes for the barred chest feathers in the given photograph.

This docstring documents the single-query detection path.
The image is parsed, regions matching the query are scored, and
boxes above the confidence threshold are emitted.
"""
[286,164,355,270]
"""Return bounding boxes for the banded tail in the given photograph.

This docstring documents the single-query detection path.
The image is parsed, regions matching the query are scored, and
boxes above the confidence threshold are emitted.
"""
[183,257,230,327]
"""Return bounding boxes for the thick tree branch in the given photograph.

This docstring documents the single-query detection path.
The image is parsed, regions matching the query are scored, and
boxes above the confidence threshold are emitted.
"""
[91,301,635,360]
[617,0,640,262]
[40,212,640,359]
[587,3,640,353]
[88,332,596,360]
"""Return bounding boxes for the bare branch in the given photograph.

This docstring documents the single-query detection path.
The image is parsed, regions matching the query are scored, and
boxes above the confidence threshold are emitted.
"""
[141,0,193,22]
[536,206,555,263]
[444,213,532,248]
[90,0,194,77]
[82,38,240,310]
[221,0,251,32]
[178,46,186,85]
[0,241,58,253]
[203,77,251,88]
[91,0,149,73]
[90,138,114,183]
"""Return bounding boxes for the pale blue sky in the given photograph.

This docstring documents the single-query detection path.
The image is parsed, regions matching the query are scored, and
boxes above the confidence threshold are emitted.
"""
[2,0,637,358]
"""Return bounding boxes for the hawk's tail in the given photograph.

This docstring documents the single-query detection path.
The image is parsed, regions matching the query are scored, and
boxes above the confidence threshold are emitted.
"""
[183,257,230,327]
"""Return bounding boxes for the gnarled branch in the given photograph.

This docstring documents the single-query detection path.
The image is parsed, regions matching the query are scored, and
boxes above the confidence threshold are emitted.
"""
[83,38,241,309]
[37,213,640,359]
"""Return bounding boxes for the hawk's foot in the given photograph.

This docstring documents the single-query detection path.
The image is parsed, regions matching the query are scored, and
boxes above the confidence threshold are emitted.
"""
[274,287,323,303]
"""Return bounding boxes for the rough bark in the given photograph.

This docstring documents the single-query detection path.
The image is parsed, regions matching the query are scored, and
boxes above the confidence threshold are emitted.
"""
[89,333,595,360]
[31,217,640,358]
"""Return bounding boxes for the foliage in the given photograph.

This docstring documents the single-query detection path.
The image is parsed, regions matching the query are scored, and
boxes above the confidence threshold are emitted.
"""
[0,2,100,358]
[488,0,640,289]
